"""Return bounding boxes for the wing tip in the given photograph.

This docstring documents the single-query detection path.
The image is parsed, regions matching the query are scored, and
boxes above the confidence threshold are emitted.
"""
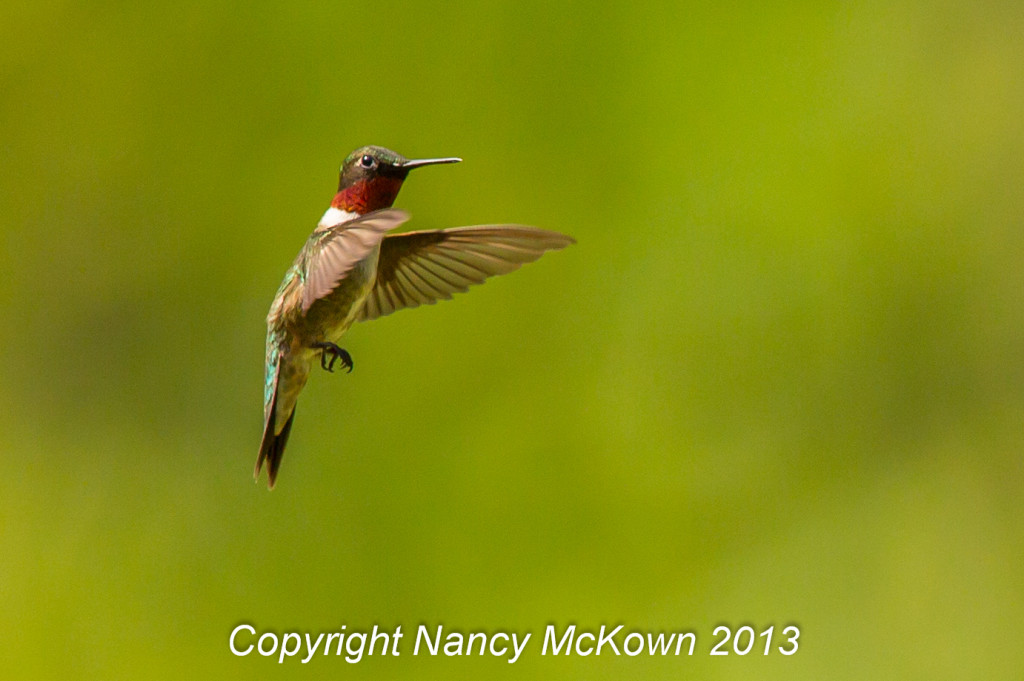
[547,231,576,249]
[448,225,575,249]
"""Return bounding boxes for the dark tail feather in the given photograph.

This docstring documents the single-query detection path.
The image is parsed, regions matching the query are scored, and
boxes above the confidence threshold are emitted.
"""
[255,393,296,489]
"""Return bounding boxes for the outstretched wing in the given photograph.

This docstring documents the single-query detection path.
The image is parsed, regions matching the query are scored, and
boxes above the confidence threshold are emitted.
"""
[357,225,574,322]
[301,208,410,312]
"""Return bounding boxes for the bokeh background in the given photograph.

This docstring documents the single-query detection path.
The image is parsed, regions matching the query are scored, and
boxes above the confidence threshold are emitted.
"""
[2,1,1022,679]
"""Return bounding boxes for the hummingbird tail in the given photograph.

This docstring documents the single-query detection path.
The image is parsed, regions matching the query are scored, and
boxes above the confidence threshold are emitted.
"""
[255,392,295,490]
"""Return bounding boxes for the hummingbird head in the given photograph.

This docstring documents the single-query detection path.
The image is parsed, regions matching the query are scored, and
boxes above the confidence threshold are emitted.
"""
[330,145,461,214]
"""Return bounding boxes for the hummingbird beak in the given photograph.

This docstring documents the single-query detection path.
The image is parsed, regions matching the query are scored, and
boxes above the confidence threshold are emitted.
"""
[400,156,462,170]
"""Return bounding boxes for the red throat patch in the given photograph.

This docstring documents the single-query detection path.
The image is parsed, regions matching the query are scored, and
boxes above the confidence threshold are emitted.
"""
[331,176,404,213]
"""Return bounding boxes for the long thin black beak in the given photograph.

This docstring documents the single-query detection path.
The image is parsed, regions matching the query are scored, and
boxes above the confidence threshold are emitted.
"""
[401,156,462,169]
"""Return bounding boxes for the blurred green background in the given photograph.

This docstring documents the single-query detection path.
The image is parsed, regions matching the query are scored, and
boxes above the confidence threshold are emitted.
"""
[2,1,1022,678]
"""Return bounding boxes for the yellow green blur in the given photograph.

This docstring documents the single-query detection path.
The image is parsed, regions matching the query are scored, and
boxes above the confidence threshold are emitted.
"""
[1,1,1022,679]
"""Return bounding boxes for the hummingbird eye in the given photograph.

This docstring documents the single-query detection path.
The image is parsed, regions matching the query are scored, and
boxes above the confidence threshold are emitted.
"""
[359,155,377,169]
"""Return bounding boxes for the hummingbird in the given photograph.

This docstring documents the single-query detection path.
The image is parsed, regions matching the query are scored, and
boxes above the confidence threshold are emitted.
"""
[255,145,574,488]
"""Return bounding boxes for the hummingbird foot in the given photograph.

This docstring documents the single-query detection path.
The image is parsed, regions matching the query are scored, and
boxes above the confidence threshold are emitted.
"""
[312,342,353,373]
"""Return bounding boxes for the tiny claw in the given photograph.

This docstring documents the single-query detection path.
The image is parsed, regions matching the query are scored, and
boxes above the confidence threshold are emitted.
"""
[312,342,353,374]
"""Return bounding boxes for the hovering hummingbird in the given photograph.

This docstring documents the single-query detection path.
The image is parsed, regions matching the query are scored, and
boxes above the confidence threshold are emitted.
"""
[255,146,574,488]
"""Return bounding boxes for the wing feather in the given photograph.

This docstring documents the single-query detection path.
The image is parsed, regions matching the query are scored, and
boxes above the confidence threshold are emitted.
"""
[393,266,434,304]
[357,225,574,322]
[402,262,451,300]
